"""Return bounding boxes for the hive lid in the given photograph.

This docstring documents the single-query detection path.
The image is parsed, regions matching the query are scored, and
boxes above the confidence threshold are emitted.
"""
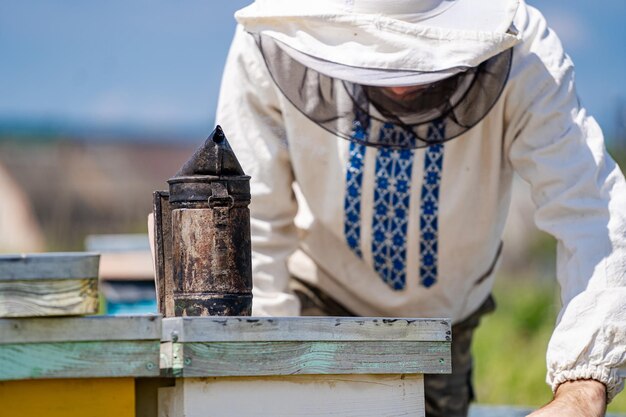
[173,126,245,178]
[0,252,100,281]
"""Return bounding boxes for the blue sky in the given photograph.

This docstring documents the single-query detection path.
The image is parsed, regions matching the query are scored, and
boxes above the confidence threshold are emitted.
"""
[0,1,624,140]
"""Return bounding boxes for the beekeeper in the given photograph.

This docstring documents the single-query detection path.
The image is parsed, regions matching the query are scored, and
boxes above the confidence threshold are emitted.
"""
[216,0,626,416]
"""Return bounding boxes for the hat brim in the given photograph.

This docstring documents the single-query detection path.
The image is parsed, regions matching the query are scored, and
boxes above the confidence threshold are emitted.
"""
[236,0,520,74]
[275,38,466,87]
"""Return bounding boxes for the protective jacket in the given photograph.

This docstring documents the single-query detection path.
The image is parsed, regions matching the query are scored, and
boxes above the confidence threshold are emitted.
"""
[216,1,626,401]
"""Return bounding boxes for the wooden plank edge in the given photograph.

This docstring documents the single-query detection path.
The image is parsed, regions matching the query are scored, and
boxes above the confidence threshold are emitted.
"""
[0,315,162,344]
[162,317,451,343]
[0,253,100,281]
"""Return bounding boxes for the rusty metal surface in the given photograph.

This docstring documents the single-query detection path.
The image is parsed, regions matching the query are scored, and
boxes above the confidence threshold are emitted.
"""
[171,208,251,293]
[174,125,245,178]
[167,177,250,204]
[173,294,252,316]
[153,126,253,317]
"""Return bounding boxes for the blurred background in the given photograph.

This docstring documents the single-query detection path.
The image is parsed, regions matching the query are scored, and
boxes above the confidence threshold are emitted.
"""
[0,0,624,411]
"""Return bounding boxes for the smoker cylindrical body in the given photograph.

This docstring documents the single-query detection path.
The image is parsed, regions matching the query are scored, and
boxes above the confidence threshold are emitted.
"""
[168,176,252,316]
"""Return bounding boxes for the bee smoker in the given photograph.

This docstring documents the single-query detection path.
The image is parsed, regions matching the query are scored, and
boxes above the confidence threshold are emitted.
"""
[152,126,252,317]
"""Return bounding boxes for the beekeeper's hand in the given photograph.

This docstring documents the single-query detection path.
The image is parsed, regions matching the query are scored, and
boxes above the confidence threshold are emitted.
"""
[526,380,606,417]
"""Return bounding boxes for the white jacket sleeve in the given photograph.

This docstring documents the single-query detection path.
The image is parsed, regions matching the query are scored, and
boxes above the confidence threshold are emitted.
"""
[216,26,301,316]
[506,5,626,401]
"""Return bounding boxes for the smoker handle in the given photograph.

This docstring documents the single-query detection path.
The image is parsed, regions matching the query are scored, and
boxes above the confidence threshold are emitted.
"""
[152,191,172,316]
[208,183,234,208]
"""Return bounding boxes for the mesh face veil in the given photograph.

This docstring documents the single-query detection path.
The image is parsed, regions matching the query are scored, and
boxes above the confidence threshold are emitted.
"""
[254,33,514,149]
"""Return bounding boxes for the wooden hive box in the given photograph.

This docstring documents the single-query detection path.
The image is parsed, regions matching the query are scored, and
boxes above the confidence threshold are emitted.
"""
[0,315,162,417]
[159,316,451,417]
[0,253,100,317]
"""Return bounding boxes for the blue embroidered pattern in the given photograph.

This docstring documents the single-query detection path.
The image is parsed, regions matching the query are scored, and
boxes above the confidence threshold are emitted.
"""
[344,114,369,258]
[419,122,445,288]
[371,123,416,290]
[343,116,445,290]
[378,122,417,148]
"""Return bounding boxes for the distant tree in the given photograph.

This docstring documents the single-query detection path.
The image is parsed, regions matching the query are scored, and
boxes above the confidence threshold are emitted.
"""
[610,98,626,168]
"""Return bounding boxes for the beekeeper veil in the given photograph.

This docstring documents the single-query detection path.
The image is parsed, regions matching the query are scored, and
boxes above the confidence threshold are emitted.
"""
[236,0,521,149]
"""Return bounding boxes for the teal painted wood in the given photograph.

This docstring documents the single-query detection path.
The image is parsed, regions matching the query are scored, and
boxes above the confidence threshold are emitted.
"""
[172,341,451,377]
[0,340,160,380]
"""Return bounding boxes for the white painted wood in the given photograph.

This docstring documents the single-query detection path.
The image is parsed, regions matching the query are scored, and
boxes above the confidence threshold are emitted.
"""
[159,374,425,417]
[0,315,161,344]
[162,316,451,342]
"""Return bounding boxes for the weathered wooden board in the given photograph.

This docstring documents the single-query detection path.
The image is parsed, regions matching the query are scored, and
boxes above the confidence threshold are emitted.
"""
[163,340,450,377]
[0,316,161,380]
[0,252,100,317]
[0,253,99,280]
[158,374,425,417]
[0,315,160,344]
[162,316,451,342]
[0,340,160,380]
[0,278,98,317]
[160,317,451,378]
[0,378,135,417]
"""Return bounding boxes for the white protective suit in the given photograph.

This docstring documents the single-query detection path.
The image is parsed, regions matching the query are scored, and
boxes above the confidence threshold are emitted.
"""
[216,2,626,401]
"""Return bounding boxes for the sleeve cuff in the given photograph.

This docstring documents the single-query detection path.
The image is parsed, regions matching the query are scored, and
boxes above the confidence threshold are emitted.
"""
[551,365,624,403]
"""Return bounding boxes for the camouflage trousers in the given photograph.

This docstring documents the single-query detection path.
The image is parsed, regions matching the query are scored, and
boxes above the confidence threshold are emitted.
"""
[290,278,496,417]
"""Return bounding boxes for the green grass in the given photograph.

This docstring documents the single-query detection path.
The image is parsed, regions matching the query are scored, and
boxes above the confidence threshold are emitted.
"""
[472,277,626,412]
